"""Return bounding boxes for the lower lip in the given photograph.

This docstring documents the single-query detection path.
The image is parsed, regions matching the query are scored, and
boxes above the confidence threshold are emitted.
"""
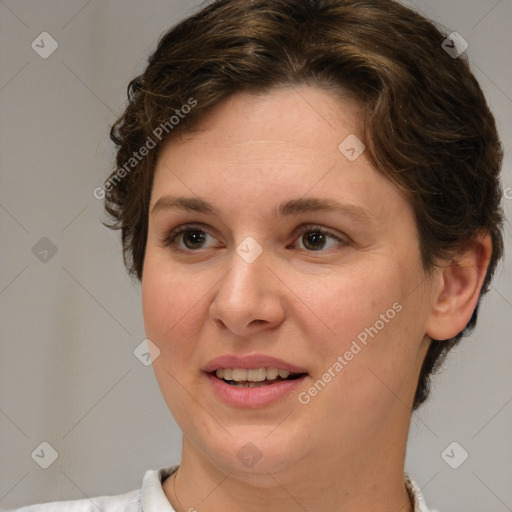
[206,373,307,408]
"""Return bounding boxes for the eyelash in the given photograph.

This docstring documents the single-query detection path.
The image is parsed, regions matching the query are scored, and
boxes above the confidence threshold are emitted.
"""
[161,223,348,253]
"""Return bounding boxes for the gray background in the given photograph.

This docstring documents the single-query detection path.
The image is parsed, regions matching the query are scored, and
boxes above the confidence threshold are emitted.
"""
[0,1,510,510]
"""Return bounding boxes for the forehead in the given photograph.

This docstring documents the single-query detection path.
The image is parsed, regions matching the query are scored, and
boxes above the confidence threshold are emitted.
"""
[154,87,361,182]
[150,86,410,225]
[171,86,363,156]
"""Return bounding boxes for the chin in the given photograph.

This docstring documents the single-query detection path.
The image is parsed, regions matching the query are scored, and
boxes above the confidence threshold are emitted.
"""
[189,422,309,479]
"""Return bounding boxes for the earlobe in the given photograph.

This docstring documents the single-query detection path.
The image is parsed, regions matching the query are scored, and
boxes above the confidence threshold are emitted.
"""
[425,234,492,341]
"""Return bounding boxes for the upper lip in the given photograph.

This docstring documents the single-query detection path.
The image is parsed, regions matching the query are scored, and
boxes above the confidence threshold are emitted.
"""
[203,354,308,374]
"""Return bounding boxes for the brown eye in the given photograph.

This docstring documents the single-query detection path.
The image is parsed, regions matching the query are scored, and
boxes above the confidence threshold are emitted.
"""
[181,230,207,249]
[292,225,347,252]
[162,225,218,252]
[302,231,327,251]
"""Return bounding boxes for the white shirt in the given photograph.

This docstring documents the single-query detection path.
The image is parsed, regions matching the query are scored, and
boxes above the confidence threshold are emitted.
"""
[7,466,435,511]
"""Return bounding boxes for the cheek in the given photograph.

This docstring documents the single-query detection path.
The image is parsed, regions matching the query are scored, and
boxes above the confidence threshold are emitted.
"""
[141,257,201,358]
[141,260,205,422]
[296,262,405,350]
[298,259,424,394]
[142,271,172,342]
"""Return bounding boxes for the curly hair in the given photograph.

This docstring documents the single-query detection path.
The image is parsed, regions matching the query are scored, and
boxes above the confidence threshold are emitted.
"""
[106,0,504,410]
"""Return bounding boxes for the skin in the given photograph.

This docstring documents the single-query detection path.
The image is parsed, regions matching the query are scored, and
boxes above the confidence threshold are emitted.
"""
[141,86,491,512]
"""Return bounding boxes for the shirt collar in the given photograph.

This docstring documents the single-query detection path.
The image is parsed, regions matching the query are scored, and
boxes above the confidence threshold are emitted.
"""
[141,466,432,512]
[140,466,178,511]
[405,472,433,512]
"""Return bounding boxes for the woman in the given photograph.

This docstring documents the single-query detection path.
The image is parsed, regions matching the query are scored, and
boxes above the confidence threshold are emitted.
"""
[12,0,503,510]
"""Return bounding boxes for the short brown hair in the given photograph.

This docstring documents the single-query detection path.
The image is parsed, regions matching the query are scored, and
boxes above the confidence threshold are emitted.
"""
[106,0,504,410]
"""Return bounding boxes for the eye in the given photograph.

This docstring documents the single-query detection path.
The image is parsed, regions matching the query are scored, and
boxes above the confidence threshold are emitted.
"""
[162,224,220,252]
[290,225,347,252]
[161,223,348,254]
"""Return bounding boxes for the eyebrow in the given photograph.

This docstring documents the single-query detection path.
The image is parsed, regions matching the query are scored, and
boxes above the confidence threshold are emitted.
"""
[151,195,373,224]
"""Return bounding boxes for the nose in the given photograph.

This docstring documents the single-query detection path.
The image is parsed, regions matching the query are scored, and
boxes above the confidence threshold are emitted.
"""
[208,247,286,336]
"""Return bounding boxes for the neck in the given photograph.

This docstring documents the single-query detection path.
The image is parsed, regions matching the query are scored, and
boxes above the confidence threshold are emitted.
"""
[164,428,414,512]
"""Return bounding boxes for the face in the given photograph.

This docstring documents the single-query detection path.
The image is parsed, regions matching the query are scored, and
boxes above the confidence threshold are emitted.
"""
[142,86,437,477]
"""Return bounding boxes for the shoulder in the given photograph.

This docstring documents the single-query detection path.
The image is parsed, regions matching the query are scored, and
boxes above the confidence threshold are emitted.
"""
[4,489,140,512]
[4,466,179,512]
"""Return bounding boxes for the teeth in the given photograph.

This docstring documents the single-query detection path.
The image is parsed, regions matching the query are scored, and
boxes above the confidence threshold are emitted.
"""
[231,381,268,388]
[214,367,295,382]
[266,367,279,380]
[247,368,266,382]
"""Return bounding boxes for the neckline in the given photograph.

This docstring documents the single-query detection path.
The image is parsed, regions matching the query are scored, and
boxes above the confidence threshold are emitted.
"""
[157,466,421,511]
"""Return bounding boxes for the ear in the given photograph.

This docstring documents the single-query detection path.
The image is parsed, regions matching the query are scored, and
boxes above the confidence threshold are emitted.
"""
[425,233,493,341]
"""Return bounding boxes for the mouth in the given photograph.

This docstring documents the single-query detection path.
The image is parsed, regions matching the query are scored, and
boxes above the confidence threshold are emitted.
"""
[211,367,307,388]
[203,355,309,407]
